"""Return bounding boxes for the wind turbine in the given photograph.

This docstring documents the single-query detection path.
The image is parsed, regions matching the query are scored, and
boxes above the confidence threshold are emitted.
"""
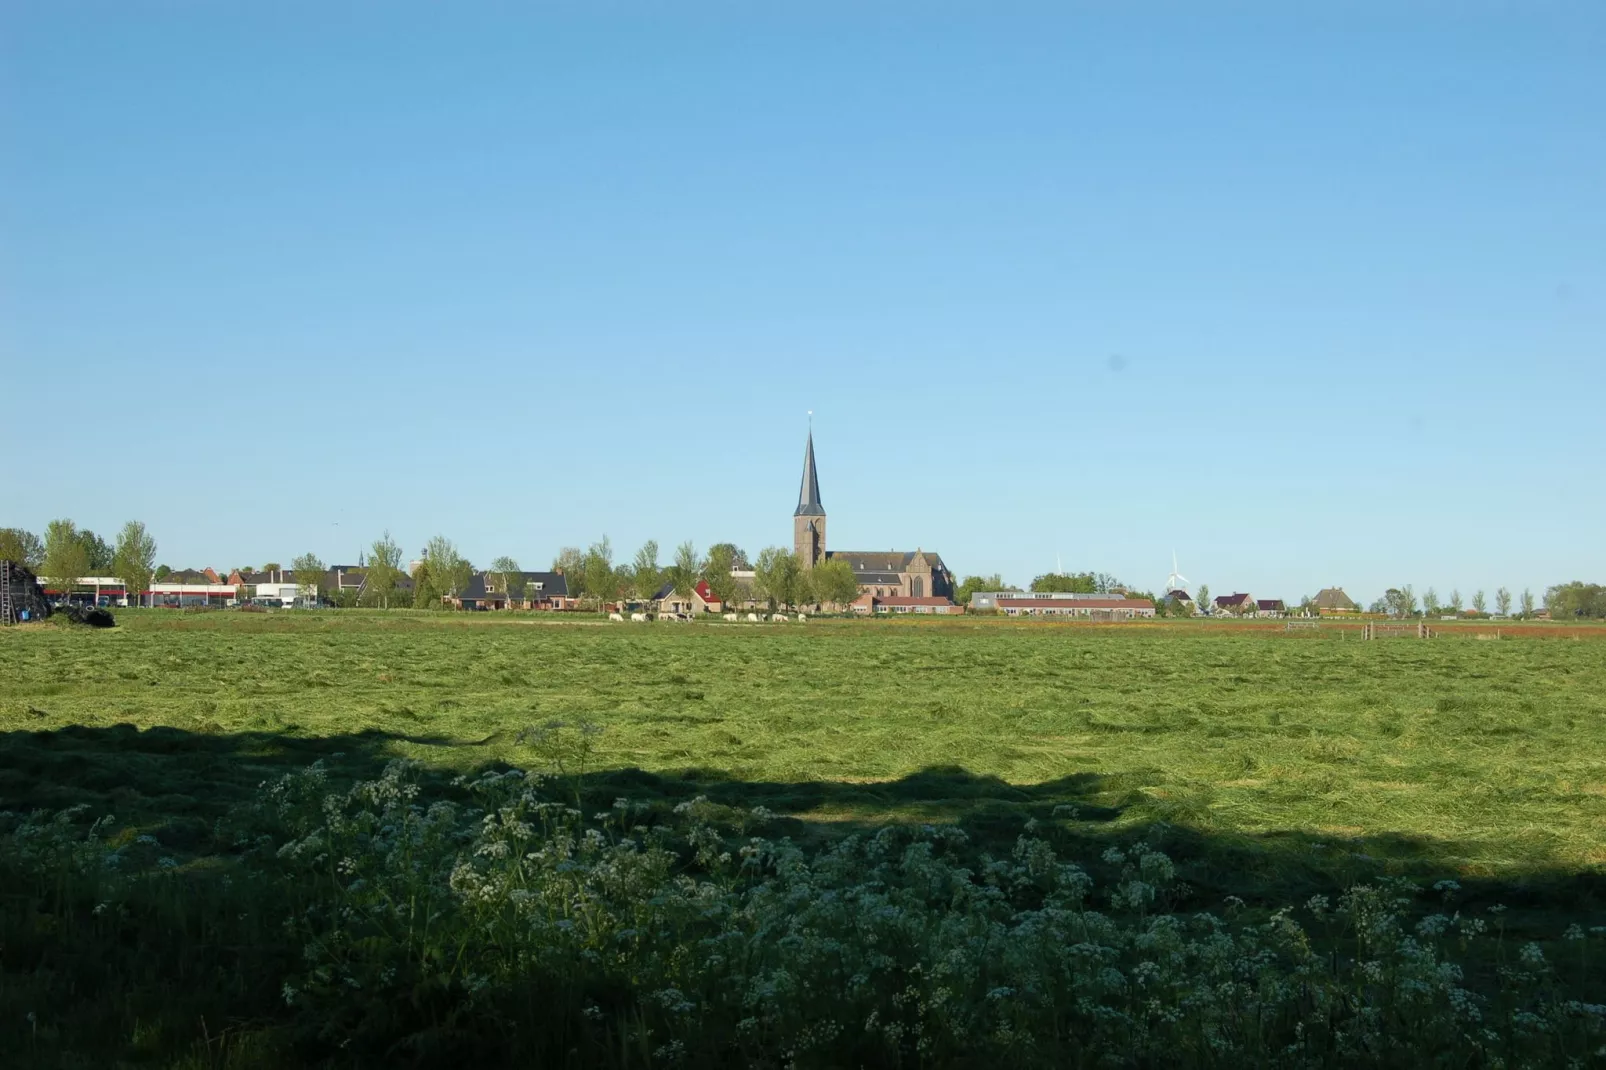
[1166,551,1191,596]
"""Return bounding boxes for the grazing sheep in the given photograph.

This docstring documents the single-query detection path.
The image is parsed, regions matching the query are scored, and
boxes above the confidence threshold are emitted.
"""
[771,614,788,622]
[630,612,647,623]
[746,613,760,623]
[608,612,624,622]
[723,612,738,621]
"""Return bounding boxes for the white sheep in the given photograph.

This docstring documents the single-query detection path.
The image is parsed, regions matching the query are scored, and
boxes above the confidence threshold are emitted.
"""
[796,613,807,622]
[608,612,624,622]
[630,612,647,623]
[723,612,738,621]
[746,613,760,622]
[772,613,788,622]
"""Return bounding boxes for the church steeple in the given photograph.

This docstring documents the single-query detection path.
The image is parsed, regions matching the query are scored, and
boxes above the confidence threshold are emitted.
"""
[793,427,826,568]
[794,430,825,517]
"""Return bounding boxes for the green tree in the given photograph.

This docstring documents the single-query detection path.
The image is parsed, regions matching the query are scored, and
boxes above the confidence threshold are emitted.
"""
[291,552,325,606]
[42,518,90,597]
[489,556,525,602]
[412,560,440,609]
[1472,589,1487,615]
[1544,582,1606,620]
[1030,571,1098,594]
[954,573,1008,605]
[668,541,701,610]
[1495,587,1512,616]
[0,528,44,569]
[811,558,861,609]
[706,542,750,571]
[1448,589,1463,614]
[113,521,157,609]
[423,536,471,602]
[632,540,661,602]
[753,547,801,610]
[262,561,283,573]
[582,536,616,608]
[154,564,172,581]
[78,529,114,571]
[1195,584,1210,613]
[1519,588,1535,619]
[364,531,405,608]
[1422,587,1440,616]
[793,565,817,609]
[701,543,740,606]
[1383,586,1417,618]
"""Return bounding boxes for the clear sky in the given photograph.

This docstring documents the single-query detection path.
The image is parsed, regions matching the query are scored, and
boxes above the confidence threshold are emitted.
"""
[3,2,1602,604]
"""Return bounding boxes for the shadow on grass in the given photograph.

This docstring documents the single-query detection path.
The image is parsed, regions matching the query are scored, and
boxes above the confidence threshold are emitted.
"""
[2,723,1601,923]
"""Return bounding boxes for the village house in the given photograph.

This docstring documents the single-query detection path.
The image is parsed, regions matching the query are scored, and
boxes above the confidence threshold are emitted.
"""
[1256,599,1287,618]
[1213,592,1256,616]
[654,579,724,616]
[453,571,571,610]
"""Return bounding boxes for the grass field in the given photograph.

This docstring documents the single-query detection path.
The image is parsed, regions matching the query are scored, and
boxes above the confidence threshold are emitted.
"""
[3,611,1604,1066]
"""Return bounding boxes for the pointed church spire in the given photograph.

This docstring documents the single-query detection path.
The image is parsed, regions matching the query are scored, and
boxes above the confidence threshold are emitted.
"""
[794,428,825,517]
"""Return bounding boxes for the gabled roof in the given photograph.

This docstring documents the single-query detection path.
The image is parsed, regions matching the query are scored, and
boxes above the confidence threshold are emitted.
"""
[1215,592,1254,608]
[1166,589,1193,601]
[694,579,719,603]
[1312,587,1358,610]
[826,550,949,575]
[794,431,825,517]
[1256,599,1286,611]
[461,571,570,599]
[652,581,677,601]
[161,568,221,585]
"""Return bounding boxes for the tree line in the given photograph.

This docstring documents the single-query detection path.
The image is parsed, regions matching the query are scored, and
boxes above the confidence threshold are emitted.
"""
[276,535,867,611]
[8,521,1602,620]
[537,538,861,612]
[1366,585,1545,619]
[1,521,157,604]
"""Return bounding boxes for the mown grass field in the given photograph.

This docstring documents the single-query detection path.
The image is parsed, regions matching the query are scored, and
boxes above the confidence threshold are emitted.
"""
[2,611,1604,1066]
[5,610,1605,879]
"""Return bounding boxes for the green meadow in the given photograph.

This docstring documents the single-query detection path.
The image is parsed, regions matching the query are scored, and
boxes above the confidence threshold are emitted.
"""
[3,611,1604,1066]
[6,611,1605,875]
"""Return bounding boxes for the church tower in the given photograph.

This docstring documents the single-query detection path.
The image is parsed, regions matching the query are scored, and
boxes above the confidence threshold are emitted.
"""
[793,429,826,568]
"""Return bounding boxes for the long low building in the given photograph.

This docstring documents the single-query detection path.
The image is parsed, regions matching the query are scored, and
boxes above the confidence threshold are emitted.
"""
[970,590,1123,611]
[992,595,1155,619]
[852,594,964,615]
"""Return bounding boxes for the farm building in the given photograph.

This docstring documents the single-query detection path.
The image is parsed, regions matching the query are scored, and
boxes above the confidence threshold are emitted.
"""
[1312,587,1360,613]
[853,595,963,615]
[1256,599,1287,617]
[971,590,1109,611]
[993,596,1154,619]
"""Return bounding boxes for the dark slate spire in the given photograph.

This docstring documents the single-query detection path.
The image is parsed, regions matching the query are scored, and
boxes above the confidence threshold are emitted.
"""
[794,430,825,517]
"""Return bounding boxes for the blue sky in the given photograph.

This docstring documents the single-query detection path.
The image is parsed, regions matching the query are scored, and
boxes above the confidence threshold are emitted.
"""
[3,2,1602,603]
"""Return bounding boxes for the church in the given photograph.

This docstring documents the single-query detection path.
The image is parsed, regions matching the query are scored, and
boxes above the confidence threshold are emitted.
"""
[792,430,955,601]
